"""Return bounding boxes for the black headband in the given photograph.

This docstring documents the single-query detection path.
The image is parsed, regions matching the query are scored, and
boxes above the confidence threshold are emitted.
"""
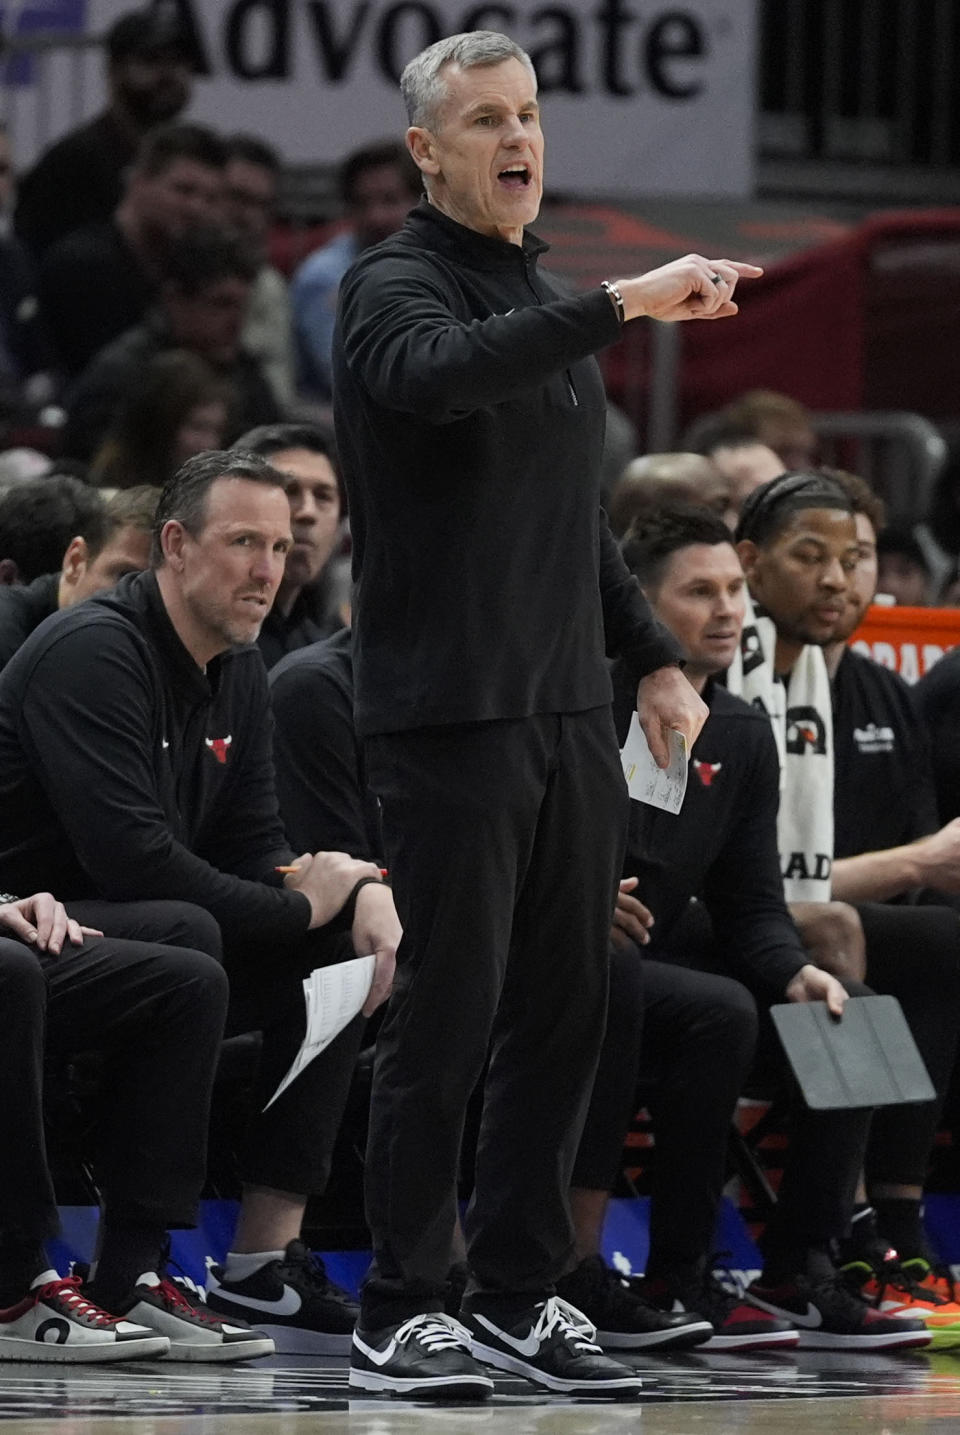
[735,471,853,545]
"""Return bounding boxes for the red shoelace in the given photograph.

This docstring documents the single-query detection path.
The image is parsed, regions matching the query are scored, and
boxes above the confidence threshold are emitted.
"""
[38,1277,122,1328]
[154,1277,226,1327]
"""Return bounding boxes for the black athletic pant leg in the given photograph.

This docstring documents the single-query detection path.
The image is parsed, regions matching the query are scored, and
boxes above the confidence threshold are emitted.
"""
[225,928,367,1197]
[757,981,873,1257]
[0,929,228,1241]
[856,902,960,1188]
[65,900,224,964]
[639,962,758,1278]
[0,938,56,1241]
[468,709,627,1300]
[361,708,626,1326]
[571,947,757,1277]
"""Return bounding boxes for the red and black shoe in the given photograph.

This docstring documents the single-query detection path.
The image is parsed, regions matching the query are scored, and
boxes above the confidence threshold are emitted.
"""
[631,1272,799,1352]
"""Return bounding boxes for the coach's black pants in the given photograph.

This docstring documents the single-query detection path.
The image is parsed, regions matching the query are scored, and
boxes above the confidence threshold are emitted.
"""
[362,708,628,1326]
[0,901,227,1243]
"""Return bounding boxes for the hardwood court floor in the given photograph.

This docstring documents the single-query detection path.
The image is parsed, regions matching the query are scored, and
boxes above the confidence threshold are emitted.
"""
[4,1348,960,1434]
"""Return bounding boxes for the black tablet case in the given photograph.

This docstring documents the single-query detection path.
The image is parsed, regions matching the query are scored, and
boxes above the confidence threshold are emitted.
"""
[770,995,935,1110]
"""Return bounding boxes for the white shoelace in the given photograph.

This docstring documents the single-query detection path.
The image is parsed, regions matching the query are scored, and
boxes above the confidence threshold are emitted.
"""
[395,1312,472,1352]
[532,1296,603,1354]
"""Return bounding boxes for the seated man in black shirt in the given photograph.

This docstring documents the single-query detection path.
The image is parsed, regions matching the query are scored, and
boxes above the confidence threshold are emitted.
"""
[233,424,345,669]
[0,450,400,1355]
[0,485,157,671]
[0,889,274,1361]
[737,472,960,1332]
[568,506,928,1352]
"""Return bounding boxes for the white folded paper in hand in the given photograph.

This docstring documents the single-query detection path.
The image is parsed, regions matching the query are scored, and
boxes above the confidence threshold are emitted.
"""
[620,713,688,815]
[263,953,375,1111]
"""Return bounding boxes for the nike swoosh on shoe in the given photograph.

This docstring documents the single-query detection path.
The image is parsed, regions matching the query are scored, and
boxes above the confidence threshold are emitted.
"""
[353,1332,400,1367]
[470,1312,542,1356]
[210,1285,302,1317]
[751,1298,822,1329]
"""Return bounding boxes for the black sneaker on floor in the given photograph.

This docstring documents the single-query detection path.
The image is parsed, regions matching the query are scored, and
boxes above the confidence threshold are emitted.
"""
[205,1240,358,1355]
[462,1294,642,1397]
[556,1256,711,1350]
[632,1272,798,1352]
[350,1312,494,1399]
[744,1270,931,1350]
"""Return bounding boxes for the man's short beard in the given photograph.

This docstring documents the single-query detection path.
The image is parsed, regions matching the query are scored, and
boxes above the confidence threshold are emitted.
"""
[773,613,834,649]
[218,616,264,649]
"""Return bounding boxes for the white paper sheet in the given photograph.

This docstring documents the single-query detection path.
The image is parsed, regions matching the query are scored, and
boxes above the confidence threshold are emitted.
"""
[263,954,375,1111]
[620,714,688,815]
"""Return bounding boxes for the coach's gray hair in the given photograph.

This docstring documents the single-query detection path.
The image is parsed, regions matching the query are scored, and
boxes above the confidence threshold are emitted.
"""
[400,31,536,129]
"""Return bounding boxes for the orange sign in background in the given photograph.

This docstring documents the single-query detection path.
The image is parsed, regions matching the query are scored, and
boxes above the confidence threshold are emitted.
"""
[849,605,960,683]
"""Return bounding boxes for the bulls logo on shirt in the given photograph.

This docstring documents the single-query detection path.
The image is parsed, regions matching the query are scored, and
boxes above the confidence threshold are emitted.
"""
[693,760,722,788]
[205,734,232,765]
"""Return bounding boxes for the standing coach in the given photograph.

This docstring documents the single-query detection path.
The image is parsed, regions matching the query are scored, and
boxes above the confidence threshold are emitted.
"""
[334,29,762,1401]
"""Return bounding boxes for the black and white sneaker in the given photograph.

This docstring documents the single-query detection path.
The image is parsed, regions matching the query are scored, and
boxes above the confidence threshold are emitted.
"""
[462,1295,643,1396]
[0,1272,169,1363]
[124,1272,275,1362]
[205,1240,358,1354]
[557,1256,712,1350]
[350,1312,494,1399]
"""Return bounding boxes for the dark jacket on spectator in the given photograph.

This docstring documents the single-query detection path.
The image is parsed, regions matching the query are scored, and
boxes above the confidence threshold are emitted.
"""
[832,646,939,857]
[0,569,309,946]
[270,627,380,862]
[15,111,138,259]
[61,313,281,461]
[256,572,339,672]
[39,219,155,378]
[0,572,59,671]
[914,648,960,826]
